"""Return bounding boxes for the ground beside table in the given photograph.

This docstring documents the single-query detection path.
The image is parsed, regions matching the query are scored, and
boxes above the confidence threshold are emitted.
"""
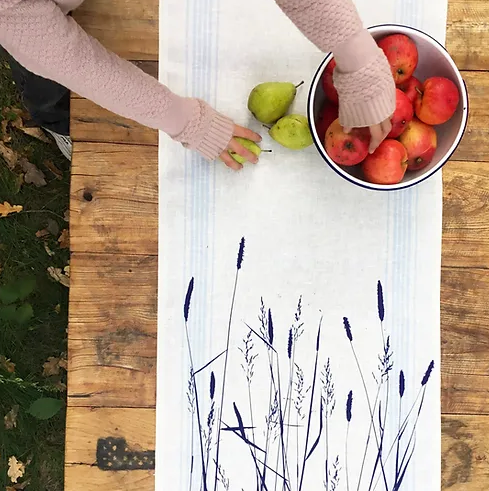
[67,0,489,489]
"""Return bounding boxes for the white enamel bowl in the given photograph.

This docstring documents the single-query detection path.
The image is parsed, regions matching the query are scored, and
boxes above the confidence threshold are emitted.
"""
[307,24,469,191]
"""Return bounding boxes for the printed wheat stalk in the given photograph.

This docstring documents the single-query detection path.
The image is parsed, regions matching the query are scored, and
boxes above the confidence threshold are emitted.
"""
[205,372,217,474]
[345,390,353,491]
[321,358,336,491]
[186,368,196,491]
[343,317,389,491]
[298,318,322,491]
[183,277,208,491]
[213,237,245,491]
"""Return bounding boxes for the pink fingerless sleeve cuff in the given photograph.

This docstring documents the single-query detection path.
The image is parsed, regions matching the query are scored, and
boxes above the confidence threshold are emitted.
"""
[333,48,396,128]
[173,99,235,161]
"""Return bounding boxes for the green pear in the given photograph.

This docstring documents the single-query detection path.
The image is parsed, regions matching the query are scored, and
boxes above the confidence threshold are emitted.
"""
[269,114,313,150]
[248,82,298,124]
[228,137,262,164]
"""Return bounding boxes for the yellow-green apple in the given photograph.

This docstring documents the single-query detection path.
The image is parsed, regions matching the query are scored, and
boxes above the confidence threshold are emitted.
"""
[388,88,414,138]
[377,34,418,84]
[325,119,370,166]
[399,118,437,171]
[315,101,339,142]
[321,58,339,104]
[414,76,460,125]
[362,140,408,185]
[397,76,422,105]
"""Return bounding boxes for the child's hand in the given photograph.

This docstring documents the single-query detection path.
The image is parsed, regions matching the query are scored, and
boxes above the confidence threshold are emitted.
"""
[343,117,393,154]
[220,124,262,171]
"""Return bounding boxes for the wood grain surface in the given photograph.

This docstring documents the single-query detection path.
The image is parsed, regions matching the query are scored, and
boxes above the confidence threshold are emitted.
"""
[67,1,489,489]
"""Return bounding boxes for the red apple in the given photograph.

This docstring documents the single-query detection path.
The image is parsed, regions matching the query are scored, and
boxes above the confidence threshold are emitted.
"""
[397,76,423,105]
[377,34,418,84]
[315,101,339,142]
[399,118,437,171]
[362,140,408,185]
[325,118,370,166]
[321,58,339,104]
[414,77,460,125]
[388,89,414,138]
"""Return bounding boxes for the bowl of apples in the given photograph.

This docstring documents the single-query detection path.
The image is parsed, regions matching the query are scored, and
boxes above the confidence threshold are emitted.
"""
[308,24,469,190]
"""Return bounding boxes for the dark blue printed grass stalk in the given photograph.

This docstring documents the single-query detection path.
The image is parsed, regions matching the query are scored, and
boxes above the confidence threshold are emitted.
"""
[183,278,208,491]
[345,390,353,491]
[284,298,304,472]
[342,316,388,491]
[298,319,322,491]
[395,370,405,480]
[205,372,217,475]
[213,238,246,491]
[392,361,435,490]
[321,358,335,491]
[186,368,196,491]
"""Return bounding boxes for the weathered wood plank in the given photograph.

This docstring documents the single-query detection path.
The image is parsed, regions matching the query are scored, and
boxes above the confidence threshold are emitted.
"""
[452,71,489,163]
[65,407,489,489]
[447,0,489,71]
[70,144,157,255]
[68,252,156,407]
[71,99,158,146]
[442,161,489,269]
[72,0,158,60]
[65,464,154,491]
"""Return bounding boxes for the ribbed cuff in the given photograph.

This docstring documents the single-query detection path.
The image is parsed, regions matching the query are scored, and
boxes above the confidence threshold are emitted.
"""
[173,99,234,161]
[195,110,234,161]
[334,49,396,128]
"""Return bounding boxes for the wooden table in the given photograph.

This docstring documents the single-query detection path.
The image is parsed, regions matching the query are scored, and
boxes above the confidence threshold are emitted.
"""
[67,0,489,489]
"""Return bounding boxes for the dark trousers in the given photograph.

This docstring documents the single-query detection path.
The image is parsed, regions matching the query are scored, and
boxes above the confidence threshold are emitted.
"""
[1,48,70,136]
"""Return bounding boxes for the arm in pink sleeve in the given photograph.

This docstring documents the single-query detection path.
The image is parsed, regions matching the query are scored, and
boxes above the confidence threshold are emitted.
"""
[0,0,233,160]
[275,0,396,128]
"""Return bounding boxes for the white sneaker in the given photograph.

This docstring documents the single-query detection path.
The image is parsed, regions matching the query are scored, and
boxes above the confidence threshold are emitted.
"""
[43,128,73,161]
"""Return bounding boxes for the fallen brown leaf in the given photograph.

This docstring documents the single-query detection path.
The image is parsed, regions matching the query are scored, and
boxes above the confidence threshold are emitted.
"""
[35,229,50,239]
[7,457,25,484]
[6,478,31,490]
[43,160,63,180]
[19,158,47,187]
[54,303,61,314]
[1,119,11,143]
[0,356,15,373]
[4,405,19,430]
[42,356,67,377]
[0,202,22,218]
[47,266,70,288]
[0,142,18,170]
[63,209,69,223]
[43,243,55,257]
[58,229,69,249]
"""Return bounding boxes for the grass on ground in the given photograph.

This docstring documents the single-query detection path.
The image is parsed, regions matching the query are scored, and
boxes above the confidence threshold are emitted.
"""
[0,53,69,491]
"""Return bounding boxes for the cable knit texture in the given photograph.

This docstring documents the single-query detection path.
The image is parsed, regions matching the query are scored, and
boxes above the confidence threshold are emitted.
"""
[0,0,395,162]
[275,0,396,128]
[0,0,233,160]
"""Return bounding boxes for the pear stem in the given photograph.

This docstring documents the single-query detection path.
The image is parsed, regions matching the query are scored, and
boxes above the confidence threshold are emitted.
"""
[263,124,272,130]
[295,81,305,89]
[262,149,273,153]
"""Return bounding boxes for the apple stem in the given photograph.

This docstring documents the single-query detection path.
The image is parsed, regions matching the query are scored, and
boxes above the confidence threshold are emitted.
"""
[415,87,423,96]
[295,81,305,89]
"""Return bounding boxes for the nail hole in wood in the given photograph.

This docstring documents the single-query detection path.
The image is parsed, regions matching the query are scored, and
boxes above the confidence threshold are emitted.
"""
[83,190,93,202]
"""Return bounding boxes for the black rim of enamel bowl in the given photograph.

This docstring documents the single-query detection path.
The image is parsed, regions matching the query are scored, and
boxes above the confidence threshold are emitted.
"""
[307,23,470,191]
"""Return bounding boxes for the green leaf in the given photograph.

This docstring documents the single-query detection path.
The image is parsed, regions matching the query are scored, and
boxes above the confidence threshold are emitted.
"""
[0,286,18,305]
[0,304,17,320]
[16,303,34,325]
[28,398,64,420]
[13,277,36,300]
[0,277,36,304]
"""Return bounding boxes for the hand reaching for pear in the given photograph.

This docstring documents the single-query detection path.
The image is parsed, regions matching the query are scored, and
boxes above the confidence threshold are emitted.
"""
[220,125,262,171]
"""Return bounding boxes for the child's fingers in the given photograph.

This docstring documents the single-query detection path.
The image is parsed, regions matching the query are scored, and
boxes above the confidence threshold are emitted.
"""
[343,127,352,134]
[220,151,243,171]
[368,120,390,154]
[228,138,259,164]
[233,124,262,143]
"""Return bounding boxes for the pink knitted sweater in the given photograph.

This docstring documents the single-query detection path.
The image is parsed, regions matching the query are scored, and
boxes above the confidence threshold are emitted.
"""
[0,0,395,161]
